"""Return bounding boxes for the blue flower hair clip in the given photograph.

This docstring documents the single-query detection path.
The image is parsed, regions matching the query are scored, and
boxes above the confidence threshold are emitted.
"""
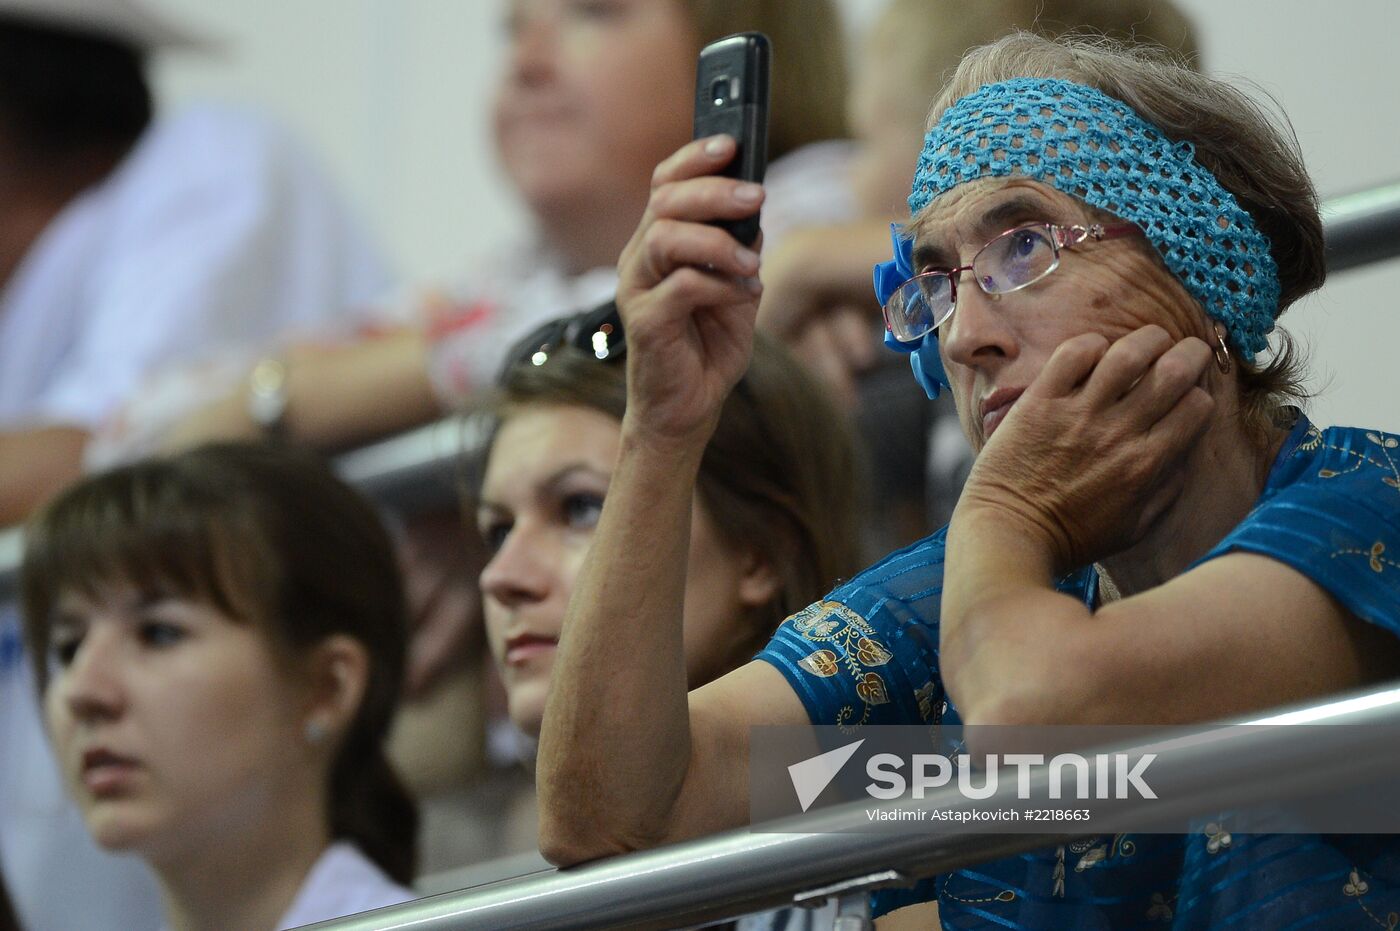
[872,224,914,316]
[872,224,949,399]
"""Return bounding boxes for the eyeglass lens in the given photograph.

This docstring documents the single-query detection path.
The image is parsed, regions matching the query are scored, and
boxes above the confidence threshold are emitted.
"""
[887,225,1060,343]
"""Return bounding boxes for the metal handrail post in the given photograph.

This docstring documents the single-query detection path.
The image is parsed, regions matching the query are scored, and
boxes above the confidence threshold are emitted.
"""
[1323,179,1400,273]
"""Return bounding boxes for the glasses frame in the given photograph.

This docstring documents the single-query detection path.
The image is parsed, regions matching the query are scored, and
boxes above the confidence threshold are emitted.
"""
[882,222,1140,344]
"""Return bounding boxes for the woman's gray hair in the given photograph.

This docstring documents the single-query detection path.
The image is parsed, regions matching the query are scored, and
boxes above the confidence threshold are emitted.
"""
[929,32,1322,443]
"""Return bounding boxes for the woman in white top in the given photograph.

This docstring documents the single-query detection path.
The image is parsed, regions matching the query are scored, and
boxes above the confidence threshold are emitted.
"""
[18,443,417,930]
[139,0,856,456]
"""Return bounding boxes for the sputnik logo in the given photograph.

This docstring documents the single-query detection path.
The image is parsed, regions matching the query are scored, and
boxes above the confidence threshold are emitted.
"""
[787,739,865,812]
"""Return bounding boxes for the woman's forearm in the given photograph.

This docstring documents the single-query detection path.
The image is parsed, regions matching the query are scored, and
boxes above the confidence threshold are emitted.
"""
[536,132,772,862]
[279,332,441,449]
[162,331,441,453]
[940,503,1090,726]
[536,424,709,864]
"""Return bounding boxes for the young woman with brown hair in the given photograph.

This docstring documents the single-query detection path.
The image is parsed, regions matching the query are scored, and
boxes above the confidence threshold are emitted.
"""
[21,443,418,930]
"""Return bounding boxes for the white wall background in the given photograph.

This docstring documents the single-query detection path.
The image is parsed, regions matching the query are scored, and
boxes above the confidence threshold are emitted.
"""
[147,0,1399,430]
[150,0,525,285]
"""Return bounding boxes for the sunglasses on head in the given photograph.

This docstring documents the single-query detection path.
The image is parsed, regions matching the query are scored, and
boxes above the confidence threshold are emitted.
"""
[499,299,626,381]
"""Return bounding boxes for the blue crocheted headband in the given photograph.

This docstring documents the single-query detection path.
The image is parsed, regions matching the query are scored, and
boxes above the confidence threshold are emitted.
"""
[875,77,1281,398]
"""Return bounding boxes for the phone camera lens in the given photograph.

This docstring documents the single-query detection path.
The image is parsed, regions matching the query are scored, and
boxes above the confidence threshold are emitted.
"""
[711,76,729,106]
[710,75,741,107]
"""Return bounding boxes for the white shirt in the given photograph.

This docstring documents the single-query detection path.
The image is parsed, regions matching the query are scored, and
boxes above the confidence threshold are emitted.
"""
[0,104,390,431]
[147,842,413,931]
[275,842,416,929]
[0,104,391,931]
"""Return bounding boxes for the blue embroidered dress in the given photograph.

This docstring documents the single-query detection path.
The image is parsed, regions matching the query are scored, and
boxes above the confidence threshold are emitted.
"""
[757,416,1400,929]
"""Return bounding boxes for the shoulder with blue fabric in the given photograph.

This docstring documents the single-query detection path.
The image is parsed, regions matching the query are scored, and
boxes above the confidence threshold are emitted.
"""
[756,528,1100,730]
[1194,418,1400,635]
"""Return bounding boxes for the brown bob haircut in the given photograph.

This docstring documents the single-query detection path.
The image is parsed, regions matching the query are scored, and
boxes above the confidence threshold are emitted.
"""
[20,442,418,884]
[472,332,864,658]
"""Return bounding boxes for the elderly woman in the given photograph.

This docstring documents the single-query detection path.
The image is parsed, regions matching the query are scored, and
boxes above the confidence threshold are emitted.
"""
[534,33,1400,928]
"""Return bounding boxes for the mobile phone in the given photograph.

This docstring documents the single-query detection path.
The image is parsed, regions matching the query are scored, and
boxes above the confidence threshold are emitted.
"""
[693,32,770,248]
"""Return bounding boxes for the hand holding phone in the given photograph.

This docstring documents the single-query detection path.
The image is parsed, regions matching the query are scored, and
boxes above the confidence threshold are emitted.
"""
[692,32,770,248]
[608,36,771,445]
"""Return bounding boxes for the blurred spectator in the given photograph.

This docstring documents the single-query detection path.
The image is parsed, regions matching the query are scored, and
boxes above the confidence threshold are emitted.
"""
[131,0,854,461]
[0,2,392,928]
[0,3,391,524]
[21,443,417,930]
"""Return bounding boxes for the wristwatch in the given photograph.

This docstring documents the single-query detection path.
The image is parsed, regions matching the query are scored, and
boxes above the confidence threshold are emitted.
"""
[247,357,290,437]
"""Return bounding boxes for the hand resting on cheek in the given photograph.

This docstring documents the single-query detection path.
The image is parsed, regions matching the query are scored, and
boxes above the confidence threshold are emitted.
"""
[955,323,1215,573]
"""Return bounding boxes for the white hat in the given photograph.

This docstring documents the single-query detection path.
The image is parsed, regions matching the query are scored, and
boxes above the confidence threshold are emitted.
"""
[0,0,216,52]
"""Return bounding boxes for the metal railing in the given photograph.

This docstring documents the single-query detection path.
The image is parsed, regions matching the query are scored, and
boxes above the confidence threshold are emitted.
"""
[1321,179,1400,272]
[0,532,20,603]
[1,179,1397,600]
[304,683,1400,930]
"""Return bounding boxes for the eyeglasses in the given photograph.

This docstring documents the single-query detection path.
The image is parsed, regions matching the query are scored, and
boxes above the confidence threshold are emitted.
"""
[500,299,625,380]
[881,222,1139,344]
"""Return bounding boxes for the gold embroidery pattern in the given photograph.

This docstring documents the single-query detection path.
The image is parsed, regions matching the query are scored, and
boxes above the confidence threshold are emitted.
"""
[1332,541,1398,574]
[786,600,896,731]
[1344,866,1400,930]
[939,874,1016,907]
[1203,822,1232,855]
[1306,430,1398,573]
[1308,429,1400,492]
[797,650,839,678]
[914,681,938,722]
[1052,838,1139,901]
[855,671,890,706]
[1073,835,1137,872]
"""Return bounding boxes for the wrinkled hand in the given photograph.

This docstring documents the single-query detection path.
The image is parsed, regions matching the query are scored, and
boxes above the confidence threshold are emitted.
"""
[956,325,1215,572]
[396,508,485,699]
[616,135,765,446]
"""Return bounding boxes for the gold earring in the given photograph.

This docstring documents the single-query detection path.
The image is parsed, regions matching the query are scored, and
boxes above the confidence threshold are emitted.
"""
[1212,324,1232,374]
